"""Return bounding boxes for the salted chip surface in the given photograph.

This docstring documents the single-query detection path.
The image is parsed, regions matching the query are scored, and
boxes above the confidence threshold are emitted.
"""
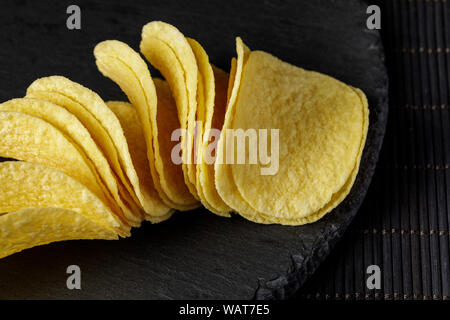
[94,40,197,211]
[141,21,199,199]
[0,161,127,236]
[26,76,170,218]
[0,207,118,259]
[0,98,139,226]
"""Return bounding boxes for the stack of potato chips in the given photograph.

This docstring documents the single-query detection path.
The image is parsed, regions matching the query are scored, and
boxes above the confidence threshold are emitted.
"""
[0,21,368,259]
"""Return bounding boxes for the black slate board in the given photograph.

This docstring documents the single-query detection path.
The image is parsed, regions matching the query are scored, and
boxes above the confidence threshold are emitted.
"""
[0,0,388,299]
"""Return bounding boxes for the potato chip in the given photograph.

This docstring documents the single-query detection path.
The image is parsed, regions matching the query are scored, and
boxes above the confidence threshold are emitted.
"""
[106,100,175,223]
[140,21,199,199]
[0,111,115,214]
[25,86,140,211]
[23,90,143,220]
[227,58,237,103]
[0,161,127,236]
[26,76,170,218]
[184,38,216,211]
[0,98,141,226]
[152,79,201,210]
[216,40,369,225]
[214,37,254,218]
[198,66,232,215]
[94,40,198,211]
[232,52,368,224]
[251,87,368,225]
[0,207,118,259]
[185,37,232,215]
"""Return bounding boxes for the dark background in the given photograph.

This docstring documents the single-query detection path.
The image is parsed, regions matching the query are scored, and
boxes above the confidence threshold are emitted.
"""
[296,0,450,300]
[0,0,447,300]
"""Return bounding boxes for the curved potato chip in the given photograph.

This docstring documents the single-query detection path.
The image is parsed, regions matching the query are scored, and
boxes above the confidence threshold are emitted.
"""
[0,98,141,226]
[234,99,368,226]
[141,21,199,199]
[215,40,369,225]
[185,39,212,211]
[227,58,237,103]
[193,64,206,169]
[198,66,232,216]
[25,88,140,211]
[0,207,118,259]
[26,76,170,217]
[23,90,143,220]
[192,72,214,212]
[185,37,232,215]
[106,100,175,223]
[0,111,115,214]
[232,51,368,224]
[214,37,254,217]
[153,79,201,210]
[0,161,127,235]
[94,40,197,210]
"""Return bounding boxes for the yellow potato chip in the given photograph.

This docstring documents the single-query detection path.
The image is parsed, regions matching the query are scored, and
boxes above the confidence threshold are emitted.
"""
[0,98,141,226]
[185,37,232,215]
[0,111,115,215]
[193,72,218,213]
[0,161,127,236]
[25,87,140,211]
[0,207,118,259]
[153,79,201,210]
[216,41,369,225]
[106,100,175,223]
[185,38,216,212]
[23,90,143,221]
[141,21,199,199]
[227,58,237,103]
[26,76,170,218]
[94,40,198,211]
[232,52,368,224]
[214,37,254,217]
[243,89,368,226]
[198,66,232,216]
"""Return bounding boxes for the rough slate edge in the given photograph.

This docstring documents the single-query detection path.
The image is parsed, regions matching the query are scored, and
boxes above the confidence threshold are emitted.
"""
[255,10,389,301]
[0,0,388,300]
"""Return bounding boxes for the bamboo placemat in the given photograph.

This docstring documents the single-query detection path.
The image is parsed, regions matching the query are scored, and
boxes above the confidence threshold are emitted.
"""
[295,0,450,301]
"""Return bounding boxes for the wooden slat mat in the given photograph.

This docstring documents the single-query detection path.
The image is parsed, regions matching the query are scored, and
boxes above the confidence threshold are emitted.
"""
[295,0,450,300]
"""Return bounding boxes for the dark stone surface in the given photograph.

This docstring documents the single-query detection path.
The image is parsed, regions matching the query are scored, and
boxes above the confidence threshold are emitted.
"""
[0,0,388,299]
